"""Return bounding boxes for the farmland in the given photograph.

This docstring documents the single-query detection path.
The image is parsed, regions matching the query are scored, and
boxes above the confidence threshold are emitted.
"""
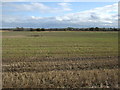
[2,31,119,88]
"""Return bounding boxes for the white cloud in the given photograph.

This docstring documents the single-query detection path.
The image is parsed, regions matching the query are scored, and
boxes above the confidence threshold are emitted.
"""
[55,3,118,25]
[31,16,43,20]
[58,3,72,11]
[2,2,72,13]
[2,3,118,28]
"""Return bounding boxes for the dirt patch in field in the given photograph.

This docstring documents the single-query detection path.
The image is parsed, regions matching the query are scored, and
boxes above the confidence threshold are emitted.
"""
[3,35,26,38]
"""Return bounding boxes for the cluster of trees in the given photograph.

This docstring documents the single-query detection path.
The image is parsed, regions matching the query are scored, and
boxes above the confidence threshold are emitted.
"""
[1,27,119,31]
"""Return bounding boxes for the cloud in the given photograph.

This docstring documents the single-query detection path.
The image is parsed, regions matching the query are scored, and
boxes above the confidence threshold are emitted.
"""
[58,3,72,11]
[55,3,118,26]
[2,2,72,13]
[31,16,43,20]
[2,3,118,28]
[2,0,119,2]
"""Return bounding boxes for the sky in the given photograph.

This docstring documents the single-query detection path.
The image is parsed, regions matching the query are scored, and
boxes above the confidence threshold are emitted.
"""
[1,2,118,28]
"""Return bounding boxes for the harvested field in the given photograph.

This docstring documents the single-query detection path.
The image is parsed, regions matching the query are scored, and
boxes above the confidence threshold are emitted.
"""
[2,31,119,88]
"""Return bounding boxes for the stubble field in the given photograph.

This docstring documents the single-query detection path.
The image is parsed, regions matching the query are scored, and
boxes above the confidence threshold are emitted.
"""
[2,31,119,88]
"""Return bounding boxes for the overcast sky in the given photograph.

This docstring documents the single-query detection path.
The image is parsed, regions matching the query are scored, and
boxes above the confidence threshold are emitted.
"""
[2,2,118,28]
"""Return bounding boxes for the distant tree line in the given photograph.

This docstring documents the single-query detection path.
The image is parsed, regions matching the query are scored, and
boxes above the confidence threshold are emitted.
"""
[1,27,120,31]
